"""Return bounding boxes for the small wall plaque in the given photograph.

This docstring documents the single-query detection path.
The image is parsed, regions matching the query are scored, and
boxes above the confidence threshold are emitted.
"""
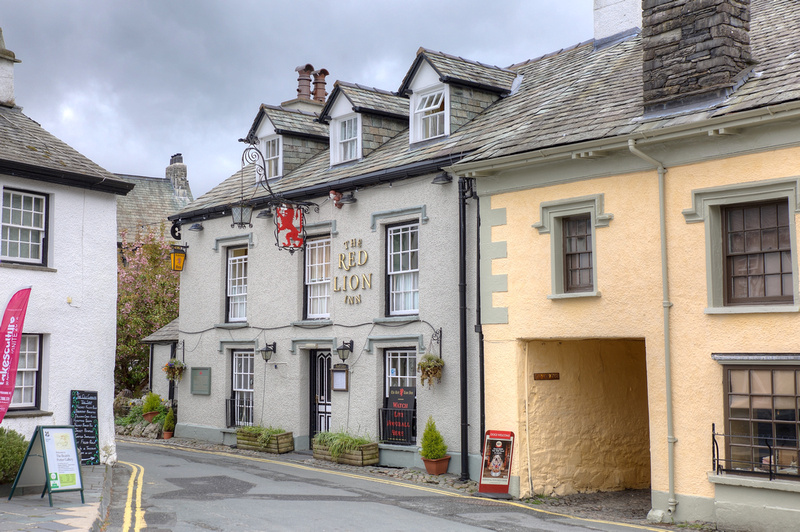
[191,367,211,395]
[331,364,349,391]
[533,373,560,381]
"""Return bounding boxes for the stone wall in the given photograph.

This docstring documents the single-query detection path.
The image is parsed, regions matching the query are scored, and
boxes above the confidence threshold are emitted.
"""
[282,136,328,174]
[361,114,406,158]
[450,86,500,132]
[642,0,753,111]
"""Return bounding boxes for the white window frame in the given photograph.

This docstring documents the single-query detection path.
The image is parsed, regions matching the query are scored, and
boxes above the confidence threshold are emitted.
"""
[261,136,282,180]
[410,86,448,143]
[305,236,331,319]
[387,223,420,315]
[11,334,41,409]
[385,349,417,395]
[533,194,613,299]
[227,247,248,322]
[1,188,47,265]
[331,114,361,165]
[682,178,800,314]
[232,350,254,427]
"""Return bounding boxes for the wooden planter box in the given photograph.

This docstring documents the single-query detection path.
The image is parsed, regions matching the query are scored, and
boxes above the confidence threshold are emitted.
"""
[236,430,294,454]
[313,442,379,466]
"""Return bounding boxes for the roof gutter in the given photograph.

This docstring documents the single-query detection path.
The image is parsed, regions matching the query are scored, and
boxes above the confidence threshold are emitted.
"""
[0,159,134,195]
[169,154,470,223]
[448,101,800,176]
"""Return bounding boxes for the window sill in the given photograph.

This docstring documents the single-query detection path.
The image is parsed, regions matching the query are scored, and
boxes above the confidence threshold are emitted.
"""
[704,305,799,315]
[375,315,420,324]
[709,472,800,493]
[0,262,56,273]
[292,319,332,327]
[5,409,53,418]
[548,291,601,300]
[215,322,248,329]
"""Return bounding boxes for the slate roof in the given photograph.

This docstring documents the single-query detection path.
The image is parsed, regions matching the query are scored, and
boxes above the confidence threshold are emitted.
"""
[141,317,179,343]
[0,105,132,195]
[458,0,800,164]
[173,0,800,221]
[116,174,194,242]
[246,104,328,141]
[398,48,518,95]
[320,82,409,121]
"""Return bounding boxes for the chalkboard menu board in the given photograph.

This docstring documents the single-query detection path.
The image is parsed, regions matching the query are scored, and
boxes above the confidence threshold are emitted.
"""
[70,390,100,465]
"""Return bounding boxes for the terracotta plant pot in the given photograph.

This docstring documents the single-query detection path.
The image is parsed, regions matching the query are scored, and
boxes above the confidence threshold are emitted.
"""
[422,455,451,475]
[142,411,159,423]
[162,431,173,440]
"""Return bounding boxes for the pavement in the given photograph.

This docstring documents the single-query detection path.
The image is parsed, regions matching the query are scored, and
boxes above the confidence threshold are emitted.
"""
[0,464,110,532]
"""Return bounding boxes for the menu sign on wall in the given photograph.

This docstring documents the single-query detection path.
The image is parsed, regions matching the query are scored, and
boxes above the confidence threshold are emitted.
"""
[70,390,100,465]
[383,386,415,444]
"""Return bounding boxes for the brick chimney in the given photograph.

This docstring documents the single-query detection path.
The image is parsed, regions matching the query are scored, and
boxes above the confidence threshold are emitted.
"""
[312,69,329,103]
[166,153,190,204]
[295,64,314,100]
[0,28,22,108]
[642,0,755,113]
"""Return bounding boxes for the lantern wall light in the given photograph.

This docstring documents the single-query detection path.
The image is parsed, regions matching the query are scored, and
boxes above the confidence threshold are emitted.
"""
[259,342,277,362]
[170,244,188,272]
[188,223,204,231]
[336,340,354,362]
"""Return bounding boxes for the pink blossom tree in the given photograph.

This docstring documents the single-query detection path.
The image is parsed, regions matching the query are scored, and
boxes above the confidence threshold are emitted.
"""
[116,228,179,392]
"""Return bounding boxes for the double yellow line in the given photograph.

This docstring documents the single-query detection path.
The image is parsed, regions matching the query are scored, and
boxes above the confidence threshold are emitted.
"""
[118,461,146,532]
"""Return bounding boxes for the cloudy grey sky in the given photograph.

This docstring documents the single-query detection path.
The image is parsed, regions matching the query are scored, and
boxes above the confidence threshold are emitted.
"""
[0,1,593,197]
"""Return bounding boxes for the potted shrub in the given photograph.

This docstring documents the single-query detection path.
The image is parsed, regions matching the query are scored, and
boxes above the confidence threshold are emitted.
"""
[417,353,444,388]
[312,430,379,466]
[162,407,176,439]
[142,392,162,423]
[162,358,186,382]
[420,416,450,475]
[236,426,294,454]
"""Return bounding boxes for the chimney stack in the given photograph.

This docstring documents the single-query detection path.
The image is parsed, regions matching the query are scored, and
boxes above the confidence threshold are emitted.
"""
[642,0,755,113]
[295,64,314,100]
[312,69,329,103]
[166,153,189,201]
[0,28,22,108]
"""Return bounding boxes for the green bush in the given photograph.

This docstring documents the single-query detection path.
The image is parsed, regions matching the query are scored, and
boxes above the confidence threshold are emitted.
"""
[420,416,448,460]
[312,429,372,460]
[142,392,162,413]
[0,428,28,484]
[115,404,144,426]
[163,407,176,432]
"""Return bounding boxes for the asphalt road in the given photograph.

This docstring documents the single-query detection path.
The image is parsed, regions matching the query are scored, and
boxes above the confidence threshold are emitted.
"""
[105,441,663,532]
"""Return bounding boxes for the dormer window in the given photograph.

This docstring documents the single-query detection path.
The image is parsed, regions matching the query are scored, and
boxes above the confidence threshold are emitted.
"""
[410,86,448,143]
[263,136,281,179]
[331,114,361,165]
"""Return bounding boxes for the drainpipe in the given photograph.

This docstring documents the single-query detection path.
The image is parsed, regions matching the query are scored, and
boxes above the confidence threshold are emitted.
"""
[628,139,677,517]
[458,177,472,481]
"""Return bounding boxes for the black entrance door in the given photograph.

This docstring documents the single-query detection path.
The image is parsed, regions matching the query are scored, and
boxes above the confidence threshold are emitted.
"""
[310,350,332,437]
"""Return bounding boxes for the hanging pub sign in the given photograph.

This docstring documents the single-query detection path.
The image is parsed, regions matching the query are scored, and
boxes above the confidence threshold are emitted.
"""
[477,430,515,498]
[275,204,305,253]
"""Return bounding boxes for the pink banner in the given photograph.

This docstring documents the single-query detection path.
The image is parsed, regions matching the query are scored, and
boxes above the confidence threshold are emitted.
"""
[0,287,32,424]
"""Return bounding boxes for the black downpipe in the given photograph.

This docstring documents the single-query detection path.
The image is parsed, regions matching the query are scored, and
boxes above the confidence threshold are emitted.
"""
[458,177,470,481]
[476,194,486,451]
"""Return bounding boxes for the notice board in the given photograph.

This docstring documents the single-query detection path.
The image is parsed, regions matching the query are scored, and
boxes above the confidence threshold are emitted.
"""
[70,390,100,465]
[8,425,85,506]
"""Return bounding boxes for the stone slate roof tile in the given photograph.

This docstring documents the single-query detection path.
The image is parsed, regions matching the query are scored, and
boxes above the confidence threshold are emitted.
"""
[115,174,194,241]
[331,82,408,119]
[0,105,123,182]
[250,105,328,140]
[399,48,518,94]
[141,317,179,343]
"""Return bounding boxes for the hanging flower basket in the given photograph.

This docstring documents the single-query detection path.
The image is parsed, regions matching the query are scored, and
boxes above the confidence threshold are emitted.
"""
[417,353,444,388]
[163,358,186,381]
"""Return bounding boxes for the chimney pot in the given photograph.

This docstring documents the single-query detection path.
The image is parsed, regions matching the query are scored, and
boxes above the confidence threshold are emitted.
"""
[295,64,314,100]
[312,68,329,103]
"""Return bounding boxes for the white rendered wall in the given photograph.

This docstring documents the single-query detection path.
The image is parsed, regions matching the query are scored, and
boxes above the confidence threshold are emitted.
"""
[594,0,641,41]
[1,175,119,464]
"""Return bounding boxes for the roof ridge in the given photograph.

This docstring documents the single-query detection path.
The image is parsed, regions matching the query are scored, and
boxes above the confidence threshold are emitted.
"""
[260,103,319,117]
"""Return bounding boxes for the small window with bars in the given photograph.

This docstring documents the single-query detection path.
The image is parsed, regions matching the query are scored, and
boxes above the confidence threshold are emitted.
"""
[563,214,593,293]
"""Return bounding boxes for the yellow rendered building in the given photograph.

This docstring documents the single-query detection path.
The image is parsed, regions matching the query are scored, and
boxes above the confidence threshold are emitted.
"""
[449,0,800,529]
